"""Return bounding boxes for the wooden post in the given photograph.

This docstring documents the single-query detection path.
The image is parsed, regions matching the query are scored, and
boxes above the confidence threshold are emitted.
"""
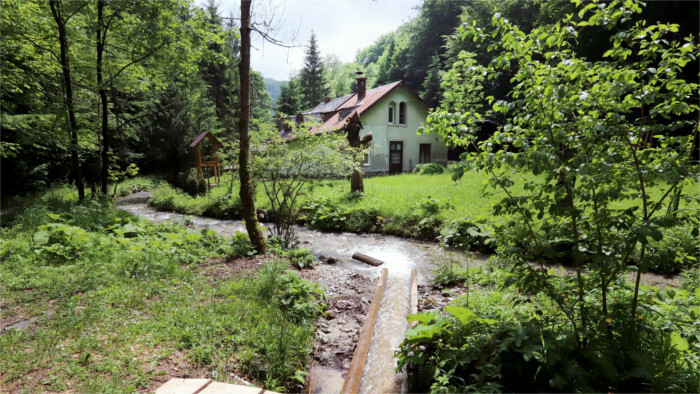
[352,252,384,267]
[408,269,418,329]
[341,268,389,394]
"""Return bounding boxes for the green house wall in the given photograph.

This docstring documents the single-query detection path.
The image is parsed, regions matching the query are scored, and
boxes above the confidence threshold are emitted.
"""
[359,87,448,173]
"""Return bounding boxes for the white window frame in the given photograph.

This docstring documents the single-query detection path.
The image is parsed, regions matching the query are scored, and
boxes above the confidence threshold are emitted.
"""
[399,101,407,125]
[363,142,372,166]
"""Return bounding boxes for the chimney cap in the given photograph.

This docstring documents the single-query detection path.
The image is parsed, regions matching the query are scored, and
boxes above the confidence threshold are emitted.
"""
[324,96,331,103]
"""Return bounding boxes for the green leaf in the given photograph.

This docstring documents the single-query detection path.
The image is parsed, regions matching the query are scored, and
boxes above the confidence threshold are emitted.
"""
[445,305,476,325]
[670,332,688,351]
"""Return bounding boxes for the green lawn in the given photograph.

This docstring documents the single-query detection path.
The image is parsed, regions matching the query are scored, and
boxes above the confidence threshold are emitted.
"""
[0,186,321,392]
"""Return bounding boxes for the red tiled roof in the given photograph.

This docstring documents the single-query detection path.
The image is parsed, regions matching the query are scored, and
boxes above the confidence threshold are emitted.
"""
[284,80,427,139]
[314,80,407,133]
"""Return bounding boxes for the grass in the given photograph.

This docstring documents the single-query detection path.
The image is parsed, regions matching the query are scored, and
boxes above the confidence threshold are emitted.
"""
[0,185,322,392]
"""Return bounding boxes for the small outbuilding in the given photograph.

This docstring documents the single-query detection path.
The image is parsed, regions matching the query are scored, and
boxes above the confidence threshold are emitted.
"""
[188,131,223,184]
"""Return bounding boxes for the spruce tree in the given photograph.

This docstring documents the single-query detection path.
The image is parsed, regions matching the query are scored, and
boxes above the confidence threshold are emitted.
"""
[276,78,302,116]
[298,32,329,111]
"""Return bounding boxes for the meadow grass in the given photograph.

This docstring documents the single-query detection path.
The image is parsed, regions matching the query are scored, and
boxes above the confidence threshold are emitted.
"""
[0,185,321,392]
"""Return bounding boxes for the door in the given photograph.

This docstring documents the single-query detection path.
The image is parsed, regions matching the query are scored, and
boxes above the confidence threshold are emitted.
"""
[389,141,403,174]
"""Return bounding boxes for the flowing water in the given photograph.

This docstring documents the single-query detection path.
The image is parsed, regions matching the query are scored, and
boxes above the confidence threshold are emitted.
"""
[117,192,680,392]
[118,192,486,393]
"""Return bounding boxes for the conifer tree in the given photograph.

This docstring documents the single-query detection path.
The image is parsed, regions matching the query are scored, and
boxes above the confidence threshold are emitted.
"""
[298,32,328,110]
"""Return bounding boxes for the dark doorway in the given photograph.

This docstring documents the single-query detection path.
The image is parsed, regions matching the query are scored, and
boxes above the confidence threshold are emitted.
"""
[389,141,403,174]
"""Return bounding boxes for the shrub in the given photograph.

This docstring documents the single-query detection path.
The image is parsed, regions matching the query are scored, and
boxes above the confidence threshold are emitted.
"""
[398,274,700,393]
[413,163,446,175]
[440,217,493,252]
[176,169,207,196]
[285,248,317,269]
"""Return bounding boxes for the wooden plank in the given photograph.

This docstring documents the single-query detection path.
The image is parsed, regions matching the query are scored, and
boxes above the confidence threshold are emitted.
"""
[351,252,384,267]
[155,378,211,394]
[198,382,263,394]
[341,268,389,394]
[408,269,418,329]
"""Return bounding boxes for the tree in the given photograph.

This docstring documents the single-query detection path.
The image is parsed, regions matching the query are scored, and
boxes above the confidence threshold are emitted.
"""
[252,123,357,247]
[345,112,371,193]
[276,77,302,116]
[238,0,267,254]
[440,51,485,113]
[422,0,698,388]
[49,0,85,200]
[298,32,328,110]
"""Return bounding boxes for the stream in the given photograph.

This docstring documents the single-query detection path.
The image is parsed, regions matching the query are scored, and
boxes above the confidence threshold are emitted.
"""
[117,192,681,393]
[117,192,479,392]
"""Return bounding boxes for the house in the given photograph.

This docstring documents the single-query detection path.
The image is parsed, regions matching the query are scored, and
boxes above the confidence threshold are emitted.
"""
[280,77,448,174]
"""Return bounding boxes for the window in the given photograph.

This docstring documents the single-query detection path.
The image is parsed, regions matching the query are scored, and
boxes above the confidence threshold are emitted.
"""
[419,144,431,164]
[388,101,396,124]
[363,143,371,166]
[399,102,406,125]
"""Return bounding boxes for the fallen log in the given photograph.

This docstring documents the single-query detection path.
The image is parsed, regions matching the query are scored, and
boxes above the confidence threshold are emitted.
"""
[341,268,389,394]
[351,252,384,267]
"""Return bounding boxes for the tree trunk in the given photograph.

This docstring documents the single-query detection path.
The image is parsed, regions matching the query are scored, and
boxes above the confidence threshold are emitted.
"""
[238,0,267,253]
[346,112,367,193]
[97,0,110,196]
[50,0,84,200]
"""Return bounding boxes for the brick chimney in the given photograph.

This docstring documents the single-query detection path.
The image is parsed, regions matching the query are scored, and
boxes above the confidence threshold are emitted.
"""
[357,77,367,99]
[324,96,331,103]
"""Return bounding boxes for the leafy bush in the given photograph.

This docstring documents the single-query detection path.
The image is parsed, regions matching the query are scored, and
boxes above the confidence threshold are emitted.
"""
[230,231,257,257]
[149,182,242,219]
[176,169,208,196]
[302,197,381,233]
[413,163,446,175]
[285,248,317,269]
[398,273,700,393]
[646,226,699,274]
[440,217,493,252]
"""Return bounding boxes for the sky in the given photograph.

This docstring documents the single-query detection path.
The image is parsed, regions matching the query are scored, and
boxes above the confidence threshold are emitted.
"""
[204,0,423,81]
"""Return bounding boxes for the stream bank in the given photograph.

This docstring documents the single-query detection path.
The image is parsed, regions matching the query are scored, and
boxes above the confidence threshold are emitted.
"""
[116,191,682,393]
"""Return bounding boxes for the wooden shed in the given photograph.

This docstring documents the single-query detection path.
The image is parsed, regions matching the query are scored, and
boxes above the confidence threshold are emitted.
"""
[189,131,223,184]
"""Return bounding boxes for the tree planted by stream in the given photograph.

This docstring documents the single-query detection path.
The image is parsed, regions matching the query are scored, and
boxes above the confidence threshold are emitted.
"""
[410,0,699,391]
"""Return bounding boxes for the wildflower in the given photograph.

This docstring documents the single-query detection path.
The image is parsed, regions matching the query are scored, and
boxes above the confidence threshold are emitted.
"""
[637,314,643,319]
[605,318,611,323]
[564,297,569,301]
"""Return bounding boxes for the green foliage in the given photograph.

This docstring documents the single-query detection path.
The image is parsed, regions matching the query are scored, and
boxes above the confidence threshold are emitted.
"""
[410,0,700,391]
[298,33,329,111]
[413,163,446,175]
[440,217,493,252]
[398,267,700,392]
[285,248,317,269]
[0,188,322,392]
[176,169,209,196]
[252,122,358,247]
[149,178,243,219]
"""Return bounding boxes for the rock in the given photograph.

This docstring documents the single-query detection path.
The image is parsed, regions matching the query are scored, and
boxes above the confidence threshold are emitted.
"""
[324,310,336,320]
[326,256,339,264]
[300,240,310,244]
[432,284,443,291]
[441,291,451,297]
[317,332,329,344]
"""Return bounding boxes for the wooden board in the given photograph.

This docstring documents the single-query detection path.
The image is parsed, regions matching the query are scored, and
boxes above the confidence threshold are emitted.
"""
[341,268,389,394]
[155,378,211,394]
[408,269,418,329]
[199,382,263,394]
